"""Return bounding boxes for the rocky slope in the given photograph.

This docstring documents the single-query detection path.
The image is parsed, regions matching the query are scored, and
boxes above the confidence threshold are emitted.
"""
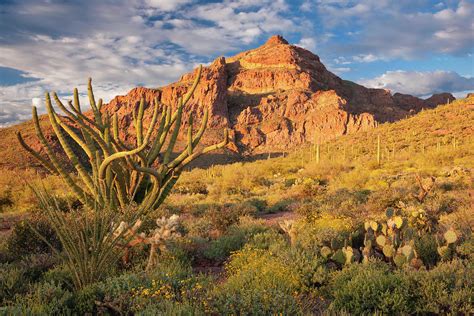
[103,35,455,154]
[0,35,458,172]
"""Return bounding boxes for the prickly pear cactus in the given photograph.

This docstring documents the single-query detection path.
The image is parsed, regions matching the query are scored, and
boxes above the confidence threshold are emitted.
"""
[363,207,422,268]
[437,228,459,261]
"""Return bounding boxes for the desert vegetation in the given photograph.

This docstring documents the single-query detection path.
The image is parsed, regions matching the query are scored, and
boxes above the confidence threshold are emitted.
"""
[0,85,473,314]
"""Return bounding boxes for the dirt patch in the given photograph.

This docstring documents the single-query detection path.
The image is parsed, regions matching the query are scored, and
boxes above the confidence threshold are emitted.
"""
[0,212,27,239]
[258,211,298,226]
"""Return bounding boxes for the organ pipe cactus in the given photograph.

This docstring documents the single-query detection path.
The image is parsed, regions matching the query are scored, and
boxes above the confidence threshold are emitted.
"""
[17,65,228,213]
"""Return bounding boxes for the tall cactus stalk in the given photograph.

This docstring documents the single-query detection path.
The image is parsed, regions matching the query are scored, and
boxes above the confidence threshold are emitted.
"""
[376,134,381,166]
[316,142,320,164]
[18,65,228,213]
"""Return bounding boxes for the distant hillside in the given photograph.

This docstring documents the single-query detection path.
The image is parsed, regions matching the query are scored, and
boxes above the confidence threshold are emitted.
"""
[0,96,472,214]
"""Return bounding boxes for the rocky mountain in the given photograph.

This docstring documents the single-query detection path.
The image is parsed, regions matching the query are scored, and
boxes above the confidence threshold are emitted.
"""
[103,35,454,154]
[0,35,457,171]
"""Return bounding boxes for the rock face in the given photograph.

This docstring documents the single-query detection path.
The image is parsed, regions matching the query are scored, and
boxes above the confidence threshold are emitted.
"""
[103,35,455,153]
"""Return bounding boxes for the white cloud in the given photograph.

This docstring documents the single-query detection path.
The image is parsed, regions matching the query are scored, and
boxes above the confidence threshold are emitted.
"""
[297,37,317,51]
[0,0,298,127]
[316,0,474,59]
[353,54,381,63]
[144,0,193,11]
[360,70,474,96]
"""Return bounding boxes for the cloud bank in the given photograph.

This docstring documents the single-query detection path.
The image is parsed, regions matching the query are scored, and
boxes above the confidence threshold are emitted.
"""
[360,70,474,97]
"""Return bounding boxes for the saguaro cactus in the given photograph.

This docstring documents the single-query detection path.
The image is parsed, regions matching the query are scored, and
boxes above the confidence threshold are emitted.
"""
[18,65,228,213]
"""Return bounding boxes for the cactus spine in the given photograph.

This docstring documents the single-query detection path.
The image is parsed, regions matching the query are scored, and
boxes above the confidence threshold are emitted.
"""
[18,65,228,213]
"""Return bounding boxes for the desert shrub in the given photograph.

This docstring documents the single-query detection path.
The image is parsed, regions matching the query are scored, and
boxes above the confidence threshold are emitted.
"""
[410,259,473,314]
[5,215,60,258]
[267,198,294,213]
[203,231,246,262]
[203,218,268,262]
[0,189,13,213]
[244,198,267,213]
[90,271,146,314]
[41,264,73,290]
[293,224,349,253]
[0,240,11,264]
[210,248,302,315]
[204,204,241,233]
[0,263,28,304]
[136,301,204,316]
[246,230,287,251]
[173,180,208,195]
[128,258,212,314]
[184,217,214,239]
[3,281,73,315]
[457,238,474,260]
[282,246,329,292]
[329,262,415,315]
[414,233,440,268]
[72,283,104,315]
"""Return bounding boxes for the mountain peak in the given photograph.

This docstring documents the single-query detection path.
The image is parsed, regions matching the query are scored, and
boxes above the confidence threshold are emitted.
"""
[265,34,289,46]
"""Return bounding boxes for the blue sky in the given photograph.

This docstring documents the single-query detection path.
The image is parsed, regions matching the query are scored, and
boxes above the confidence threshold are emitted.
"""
[0,0,473,126]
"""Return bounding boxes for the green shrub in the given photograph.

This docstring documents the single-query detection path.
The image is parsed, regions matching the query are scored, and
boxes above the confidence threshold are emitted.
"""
[136,301,204,316]
[4,281,73,315]
[41,264,73,290]
[203,219,268,262]
[267,198,294,213]
[0,189,13,213]
[414,233,440,268]
[210,248,302,315]
[329,262,415,315]
[282,247,329,291]
[204,204,240,233]
[203,231,246,262]
[73,283,104,315]
[293,224,348,253]
[0,263,28,304]
[246,230,287,251]
[410,259,473,314]
[457,238,474,260]
[6,215,60,258]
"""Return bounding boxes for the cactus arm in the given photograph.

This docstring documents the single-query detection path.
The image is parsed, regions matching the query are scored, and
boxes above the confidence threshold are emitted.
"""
[135,98,145,146]
[88,78,103,130]
[98,108,157,180]
[144,101,160,141]
[48,94,96,195]
[57,98,112,156]
[53,113,93,159]
[152,173,180,210]
[182,65,202,106]
[146,104,168,165]
[177,129,229,170]
[192,108,209,147]
[98,98,103,111]
[73,88,81,112]
[163,98,183,164]
[167,116,195,169]
[132,165,161,212]
[112,113,120,142]
[155,105,173,155]
[16,132,59,175]
[187,116,193,155]
[32,103,94,209]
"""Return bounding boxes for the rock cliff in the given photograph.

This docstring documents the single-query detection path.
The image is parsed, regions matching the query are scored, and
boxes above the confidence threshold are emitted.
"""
[99,35,457,153]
